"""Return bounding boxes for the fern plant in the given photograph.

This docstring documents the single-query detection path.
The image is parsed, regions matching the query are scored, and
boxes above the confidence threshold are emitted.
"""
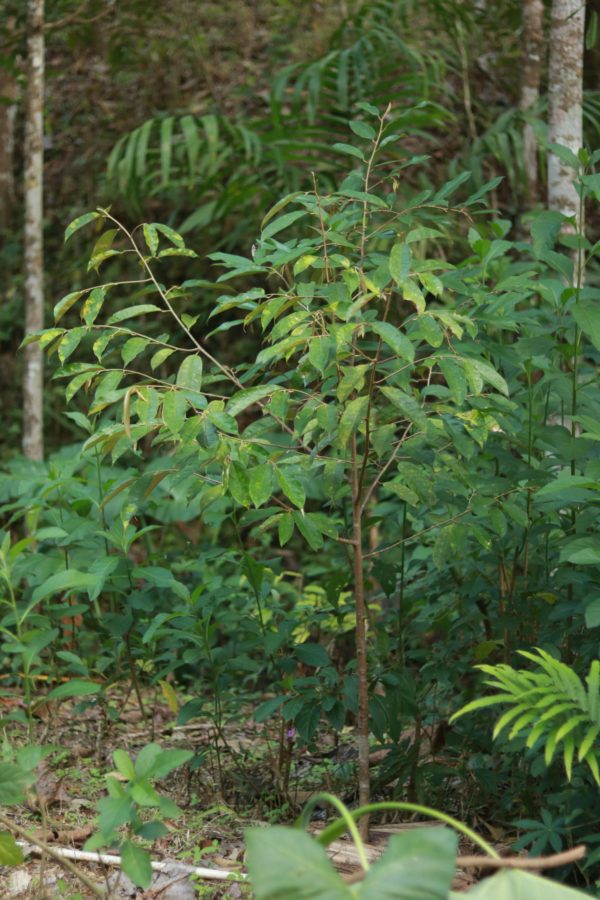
[451,649,600,784]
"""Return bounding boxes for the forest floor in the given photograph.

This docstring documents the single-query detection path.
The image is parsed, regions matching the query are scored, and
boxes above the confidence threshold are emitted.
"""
[0,687,492,898]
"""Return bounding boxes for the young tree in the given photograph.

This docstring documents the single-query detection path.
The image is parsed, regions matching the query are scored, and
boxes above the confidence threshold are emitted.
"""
[22,0,45,460]
[521,0,545,204]
[547,0,585,222]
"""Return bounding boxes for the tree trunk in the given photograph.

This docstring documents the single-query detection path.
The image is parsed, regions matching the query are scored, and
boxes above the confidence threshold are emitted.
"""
[351,437,370,840]
[547,0,585,223]
[22,0,45,461]
[0,64,17,230]
[521,0,545,205]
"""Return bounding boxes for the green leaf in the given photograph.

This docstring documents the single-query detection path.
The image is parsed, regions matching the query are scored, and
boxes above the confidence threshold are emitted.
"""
[176,355,203,391]
[121,840,152,890]
[0,832,24,866]
[148,748,193,779]
[573,301,600,351]
[438,359,466,406]
[349,121,376,140]
[113,749,135,780]
[463,358,508,396]
[254,696,286,723]
[82,286,107,325]
[401,278,426,314]
[560,536,600,565]
[360,827,457,899]
[150,347,175,370]
[585,597,600,628]
[418,314,443,347]
[227,385,274,417]
[380,387,426,429]
[389,242,411,284]
[133,743,163,779]
[54,291,85,323]
[32,569,98,603]
[245,826,353,900]
[547,143,580,171]
[143,223,159,256]
[383,481,419,506]
[158,247,198,258]
[337,365,367,403]
[406,227,444,243]
[449,869,591,899]
[419,272,444,298]
[368,322,414,362]
[154,222,185,247]
[46,680,101,701]
[0,763,34,805]
[530,210,564,256]
[122,337,148,366]
[309,336,334,374]
[248,464,273,507]
[64,211,101,243]
[228,462,251,506]
[97,795,133,837]
[130,779,161,807]
[332,142,365,160]
[262,209,307,240]
[261,191,304,229]
[295,643,330,668]
[276,468,306,509]
[58,327,86,364]
[108,304,162,324]
[139,821,169,841]
[278,513,294,546]
[338,395,369,447]
[162,391,188,434]
[293,511,323,550]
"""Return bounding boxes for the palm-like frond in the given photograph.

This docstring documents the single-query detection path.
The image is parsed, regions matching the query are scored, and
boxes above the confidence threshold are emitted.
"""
[451,649,600,784]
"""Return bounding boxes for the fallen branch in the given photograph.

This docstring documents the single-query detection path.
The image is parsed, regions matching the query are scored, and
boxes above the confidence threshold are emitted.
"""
[17,842,246,883]
[456,845,586,870]
[0,814,105,898]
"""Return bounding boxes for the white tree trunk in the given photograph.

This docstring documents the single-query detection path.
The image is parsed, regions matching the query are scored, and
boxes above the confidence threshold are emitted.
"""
[521,0,545,204]
[547,0,585,223]
[22,0,45,461]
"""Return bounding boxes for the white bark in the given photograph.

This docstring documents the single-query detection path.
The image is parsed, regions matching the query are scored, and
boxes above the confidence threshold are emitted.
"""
[547,0,585,222]
[22,0,45,460]
[521,0,545,204]
[17,842,246,882]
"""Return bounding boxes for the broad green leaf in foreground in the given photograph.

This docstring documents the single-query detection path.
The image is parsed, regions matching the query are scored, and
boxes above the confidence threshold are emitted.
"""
[0,833,24,866]
[245,826,354,900]
[121,839,152,889]
[359,827,457,899]
[450,869,591,899]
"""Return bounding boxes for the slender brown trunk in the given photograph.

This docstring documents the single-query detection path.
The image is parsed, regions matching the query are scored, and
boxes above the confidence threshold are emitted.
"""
[22,0,45,460]
[521,0,545,204]
[547,0,585,224]
[351,437,370,840]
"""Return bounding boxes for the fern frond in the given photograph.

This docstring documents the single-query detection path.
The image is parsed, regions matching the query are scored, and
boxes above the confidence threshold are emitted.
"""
[453,649,600,784]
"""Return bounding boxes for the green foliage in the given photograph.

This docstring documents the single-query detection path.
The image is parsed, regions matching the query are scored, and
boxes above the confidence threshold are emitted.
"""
[452,649,600,784]
[245,796,591,899]
[84,743,193,889]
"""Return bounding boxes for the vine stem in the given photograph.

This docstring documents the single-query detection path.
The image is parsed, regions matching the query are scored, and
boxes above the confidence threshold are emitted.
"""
[314,799,500,859]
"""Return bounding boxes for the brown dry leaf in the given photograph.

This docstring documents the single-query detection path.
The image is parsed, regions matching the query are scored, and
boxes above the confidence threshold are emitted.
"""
[32,822,94,844]
[26,760,69,811]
